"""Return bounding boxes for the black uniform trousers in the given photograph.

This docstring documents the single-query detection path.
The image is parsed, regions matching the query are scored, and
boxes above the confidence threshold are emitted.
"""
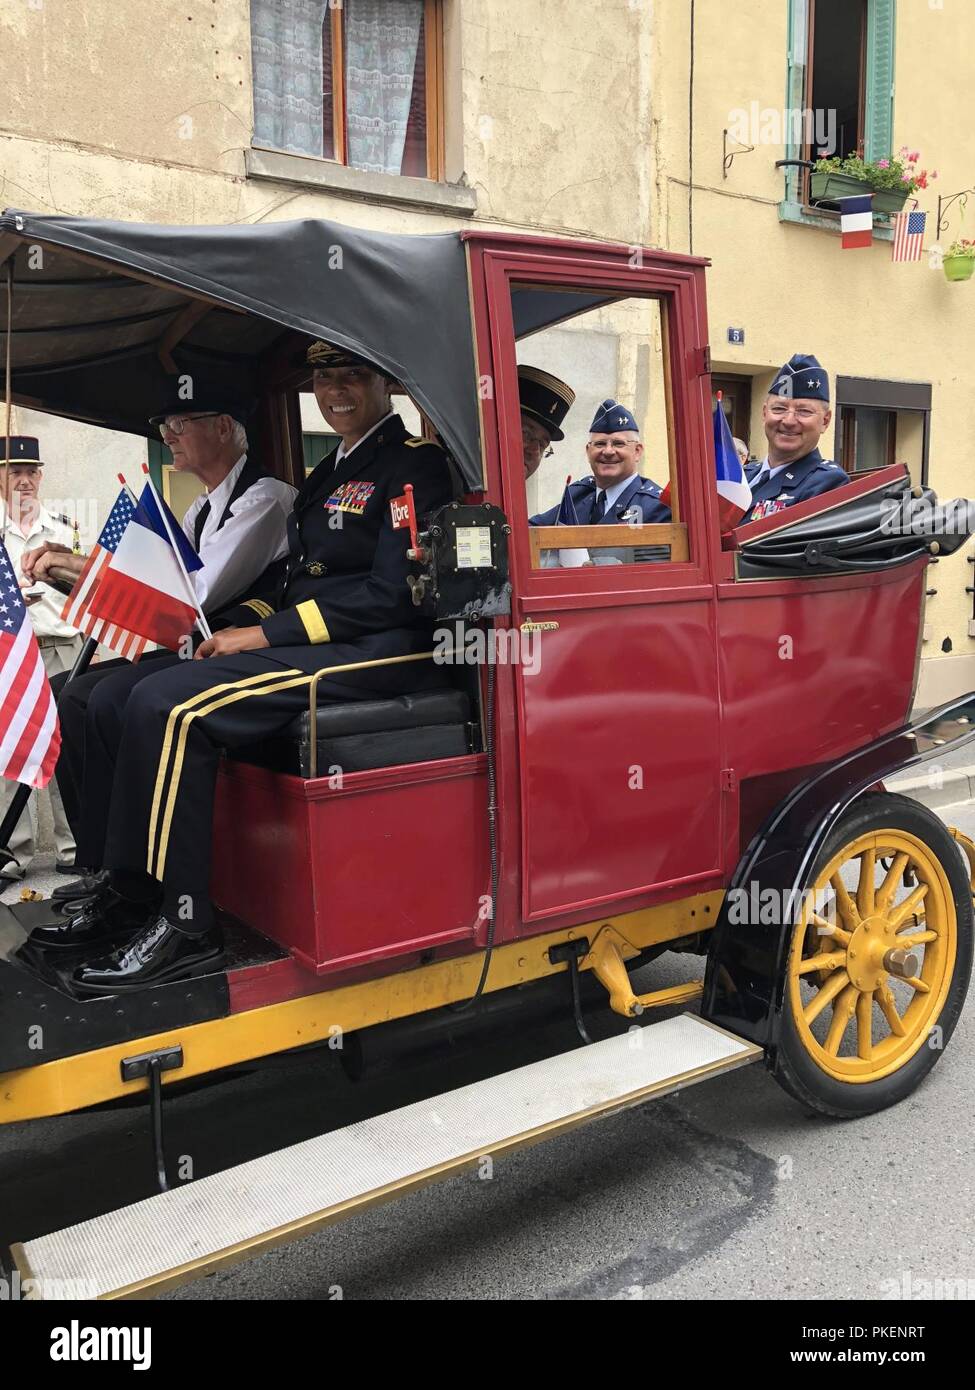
[96,629,448,933]
[50,651,179,871]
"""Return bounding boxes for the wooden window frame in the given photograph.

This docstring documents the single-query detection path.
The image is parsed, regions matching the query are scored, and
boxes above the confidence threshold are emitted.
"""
[325,0,445,181]
[800,0,868,207]
[840,405,897,475]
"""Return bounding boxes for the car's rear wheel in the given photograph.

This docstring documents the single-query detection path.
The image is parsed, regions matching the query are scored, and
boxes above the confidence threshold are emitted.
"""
[774,792,973,1117]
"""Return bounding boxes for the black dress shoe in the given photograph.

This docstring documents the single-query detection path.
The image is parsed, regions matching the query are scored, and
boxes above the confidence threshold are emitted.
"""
[50,868,111,905]
[29,896,145,951]
[72,916,224,995]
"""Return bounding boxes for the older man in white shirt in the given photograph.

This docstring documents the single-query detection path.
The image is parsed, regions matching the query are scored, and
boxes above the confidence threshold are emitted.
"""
[0,436,83,878]
[21,395,296,895]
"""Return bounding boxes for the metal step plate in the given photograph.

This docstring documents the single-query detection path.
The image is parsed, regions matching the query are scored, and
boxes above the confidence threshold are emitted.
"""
[14,1013,760,1300]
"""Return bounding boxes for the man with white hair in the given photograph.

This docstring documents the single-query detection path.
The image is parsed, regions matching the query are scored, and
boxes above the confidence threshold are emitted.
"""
[21,392,295,911]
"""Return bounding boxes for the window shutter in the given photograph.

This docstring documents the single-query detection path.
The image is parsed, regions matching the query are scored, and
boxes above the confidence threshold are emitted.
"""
[782,0,811,206]
[864,0,896,163]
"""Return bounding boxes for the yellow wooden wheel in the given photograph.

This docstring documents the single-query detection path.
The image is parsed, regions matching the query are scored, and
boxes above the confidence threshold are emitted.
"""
[789,829,955,1082]
[776,793,972,1116]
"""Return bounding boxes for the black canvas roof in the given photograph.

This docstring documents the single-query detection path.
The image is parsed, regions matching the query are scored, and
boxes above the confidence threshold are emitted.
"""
[0,210,621,490]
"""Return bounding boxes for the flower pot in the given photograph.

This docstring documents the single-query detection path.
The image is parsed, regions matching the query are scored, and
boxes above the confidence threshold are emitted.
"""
[943,255,975,282]
[809,171,910,215]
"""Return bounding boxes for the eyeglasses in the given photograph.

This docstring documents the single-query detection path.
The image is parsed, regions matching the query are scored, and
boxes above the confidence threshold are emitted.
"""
[522,429,554,459]
[157,413,221,438]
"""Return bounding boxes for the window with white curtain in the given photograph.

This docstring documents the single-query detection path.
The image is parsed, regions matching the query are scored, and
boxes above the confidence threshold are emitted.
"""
[250,0,443,179]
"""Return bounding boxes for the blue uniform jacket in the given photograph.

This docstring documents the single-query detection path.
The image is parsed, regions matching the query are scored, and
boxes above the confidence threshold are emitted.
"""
[530,474,671,526]
[743,449,848,522]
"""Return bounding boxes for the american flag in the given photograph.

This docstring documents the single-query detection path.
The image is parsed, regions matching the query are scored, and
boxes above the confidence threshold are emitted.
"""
[60,487,148,660]
[892,210,927,263]
[0,537,60,788]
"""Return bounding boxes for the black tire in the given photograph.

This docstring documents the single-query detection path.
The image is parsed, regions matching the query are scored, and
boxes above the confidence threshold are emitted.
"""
[773,792,973,1119]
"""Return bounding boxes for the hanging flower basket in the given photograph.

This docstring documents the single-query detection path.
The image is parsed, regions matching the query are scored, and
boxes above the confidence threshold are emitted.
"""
[809,171,910,216]
[943,255,975,282]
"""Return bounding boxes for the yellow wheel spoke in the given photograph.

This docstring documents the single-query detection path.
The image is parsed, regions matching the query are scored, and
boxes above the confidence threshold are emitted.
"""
[896,930,937,948]
[856,990,874,1060]
[903,976,931,995]
[811,913,853,946]
[888,884,929,931]
[824,984,859,1056]
[876,982,907,1037]
[876,853,909,913]
[829,874,858,931]
[857,847,877,917]
[796,951,847,977]
[803,968,851,1025]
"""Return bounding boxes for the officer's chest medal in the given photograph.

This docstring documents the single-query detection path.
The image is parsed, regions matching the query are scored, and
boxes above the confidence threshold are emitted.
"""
[751,498,790,520]
[325,480,376,516]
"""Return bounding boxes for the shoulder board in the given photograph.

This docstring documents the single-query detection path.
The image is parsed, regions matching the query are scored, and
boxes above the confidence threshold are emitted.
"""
[637,482,661,497]
[404,436,444,450]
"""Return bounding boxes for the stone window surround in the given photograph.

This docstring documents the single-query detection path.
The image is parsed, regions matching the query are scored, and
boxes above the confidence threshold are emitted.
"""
[246,144,476,217]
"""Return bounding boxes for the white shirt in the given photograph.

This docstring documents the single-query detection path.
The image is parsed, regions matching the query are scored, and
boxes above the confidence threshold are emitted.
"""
[181,456,297,614]
[752,457,791,488]
[1,500,81,641]
[333,410,397,464]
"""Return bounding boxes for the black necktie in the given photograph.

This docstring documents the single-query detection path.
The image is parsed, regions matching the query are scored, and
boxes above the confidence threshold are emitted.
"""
[591,490,607,523]
[193,498,211,551]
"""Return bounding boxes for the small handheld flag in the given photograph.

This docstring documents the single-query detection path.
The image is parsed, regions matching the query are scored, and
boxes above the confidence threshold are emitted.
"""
[555,476,589,567]
[713,393,752,531]
[839,194,874,250]
[892,209,927,263]
[88,483,207,652]
[0,538,60,788]
[61,486,148,661]
[390,483,419,553]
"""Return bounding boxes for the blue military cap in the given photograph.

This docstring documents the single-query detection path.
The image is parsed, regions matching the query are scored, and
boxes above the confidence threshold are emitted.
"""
[590,398,639,433]
[770,354,830,402]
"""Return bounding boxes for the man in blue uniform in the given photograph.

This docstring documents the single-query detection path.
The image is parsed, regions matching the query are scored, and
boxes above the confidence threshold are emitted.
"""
[743,354,848,522]
[53,342,453,992]
[530,399,671,527]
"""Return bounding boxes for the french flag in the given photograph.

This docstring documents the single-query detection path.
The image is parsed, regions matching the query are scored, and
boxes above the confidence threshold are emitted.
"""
[839,193,874,250]
[87,483,206,652]
[713,398,751,531]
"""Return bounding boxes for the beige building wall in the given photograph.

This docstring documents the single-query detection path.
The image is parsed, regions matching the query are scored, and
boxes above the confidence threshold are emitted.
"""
[1,0,973,705]
[652,0,975,706]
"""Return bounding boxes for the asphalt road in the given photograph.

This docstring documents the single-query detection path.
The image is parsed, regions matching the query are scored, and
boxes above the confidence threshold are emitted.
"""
[2,796,974,1302]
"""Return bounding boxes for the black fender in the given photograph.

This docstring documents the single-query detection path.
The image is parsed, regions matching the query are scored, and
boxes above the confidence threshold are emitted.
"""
[701,692,975,1054]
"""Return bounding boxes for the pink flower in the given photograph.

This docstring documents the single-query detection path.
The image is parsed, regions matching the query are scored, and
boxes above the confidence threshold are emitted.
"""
[901,172,912,182]
[877,158,890,168]
[910,151,921,162]
[931,170,939,179]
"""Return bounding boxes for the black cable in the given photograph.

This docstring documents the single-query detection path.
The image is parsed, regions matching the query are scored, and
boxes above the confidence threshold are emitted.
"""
[452,654,498,1011]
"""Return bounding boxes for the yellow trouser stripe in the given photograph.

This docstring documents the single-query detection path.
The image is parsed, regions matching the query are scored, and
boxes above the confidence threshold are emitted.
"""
[146,669,303,876]
[154,673,319,880]
[242,599,274,619]
[296,601,330,644]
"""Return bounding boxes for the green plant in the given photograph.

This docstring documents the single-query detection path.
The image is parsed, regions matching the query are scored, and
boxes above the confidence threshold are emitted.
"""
[812,147,937,196]
[946,238,975,260]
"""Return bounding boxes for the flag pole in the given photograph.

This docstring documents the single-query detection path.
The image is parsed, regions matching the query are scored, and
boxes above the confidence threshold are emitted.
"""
[140,464,212,641]
[2,261,13,546]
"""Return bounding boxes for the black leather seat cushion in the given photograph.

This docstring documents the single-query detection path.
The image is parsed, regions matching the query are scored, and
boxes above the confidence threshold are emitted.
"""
[234,689,473,777]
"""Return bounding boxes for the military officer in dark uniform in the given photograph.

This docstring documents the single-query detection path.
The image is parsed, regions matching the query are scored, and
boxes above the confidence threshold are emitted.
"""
[530,398,671,527]
[53,342,453,992]
[742,353,848,522]
[518,365,575,481]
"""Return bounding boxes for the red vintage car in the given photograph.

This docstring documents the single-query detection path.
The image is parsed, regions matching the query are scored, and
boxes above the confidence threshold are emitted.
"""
[0,211,972,1298]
